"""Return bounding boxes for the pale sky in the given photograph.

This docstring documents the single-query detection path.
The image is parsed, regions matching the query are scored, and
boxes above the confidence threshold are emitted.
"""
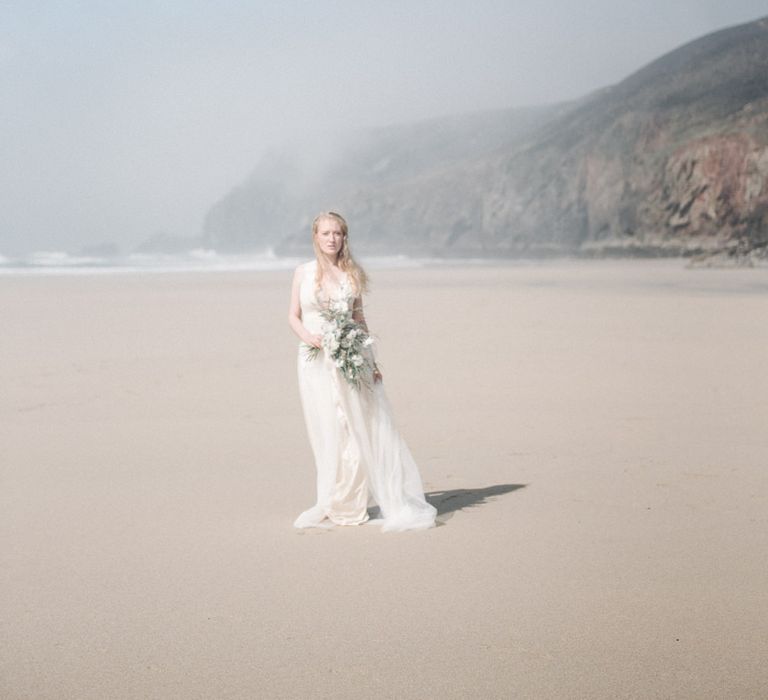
[1,1,765,255]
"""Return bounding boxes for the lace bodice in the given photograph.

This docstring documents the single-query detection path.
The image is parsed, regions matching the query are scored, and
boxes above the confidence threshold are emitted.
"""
[298,260,352,335]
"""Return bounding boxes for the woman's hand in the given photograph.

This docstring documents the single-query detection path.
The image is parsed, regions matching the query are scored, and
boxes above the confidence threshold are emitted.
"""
[373,366,383,383]
[306,333,322,348]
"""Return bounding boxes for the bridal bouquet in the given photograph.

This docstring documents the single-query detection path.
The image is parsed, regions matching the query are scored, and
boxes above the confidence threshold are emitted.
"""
[303,299,376,390]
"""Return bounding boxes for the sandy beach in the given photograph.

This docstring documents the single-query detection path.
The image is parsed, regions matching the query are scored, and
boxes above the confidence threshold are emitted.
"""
[2,260,767,699]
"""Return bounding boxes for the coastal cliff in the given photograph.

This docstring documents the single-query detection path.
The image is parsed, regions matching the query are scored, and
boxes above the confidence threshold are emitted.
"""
[203,16,768,261]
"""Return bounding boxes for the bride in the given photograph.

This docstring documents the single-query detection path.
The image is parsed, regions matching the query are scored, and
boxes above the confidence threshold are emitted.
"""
[287,211,437,532]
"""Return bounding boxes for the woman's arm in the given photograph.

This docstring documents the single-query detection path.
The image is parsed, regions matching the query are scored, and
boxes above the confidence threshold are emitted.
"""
[352,295,382,383]
[288,265,321,347]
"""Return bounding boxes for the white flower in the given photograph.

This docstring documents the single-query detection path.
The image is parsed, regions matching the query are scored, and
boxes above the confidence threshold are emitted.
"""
[331,300,348,314]
[363,337,374,347]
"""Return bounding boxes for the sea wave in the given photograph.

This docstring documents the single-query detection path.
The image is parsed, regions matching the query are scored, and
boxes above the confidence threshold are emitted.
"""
[0,249,452,275]
[0,249,295,274]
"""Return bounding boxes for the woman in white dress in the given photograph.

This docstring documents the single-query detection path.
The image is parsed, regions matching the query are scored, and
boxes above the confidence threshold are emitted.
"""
[287,211,437,532]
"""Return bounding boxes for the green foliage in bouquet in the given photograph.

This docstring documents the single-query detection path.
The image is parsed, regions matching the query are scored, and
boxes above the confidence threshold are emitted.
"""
[303,299,375,390]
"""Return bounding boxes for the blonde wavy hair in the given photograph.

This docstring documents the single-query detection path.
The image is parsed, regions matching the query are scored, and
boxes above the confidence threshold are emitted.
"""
[312,211,369,298]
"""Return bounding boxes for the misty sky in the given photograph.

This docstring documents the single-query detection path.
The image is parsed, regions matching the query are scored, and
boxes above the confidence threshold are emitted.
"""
[1,1,766,255]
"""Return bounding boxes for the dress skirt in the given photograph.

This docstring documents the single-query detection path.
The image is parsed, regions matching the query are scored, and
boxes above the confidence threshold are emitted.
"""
[294,345,437,532]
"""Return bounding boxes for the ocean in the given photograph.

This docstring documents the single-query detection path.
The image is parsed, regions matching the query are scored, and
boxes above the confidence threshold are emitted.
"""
[0,248,437,275]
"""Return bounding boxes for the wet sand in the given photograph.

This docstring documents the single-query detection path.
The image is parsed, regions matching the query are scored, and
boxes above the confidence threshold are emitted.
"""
[2,260,767,698]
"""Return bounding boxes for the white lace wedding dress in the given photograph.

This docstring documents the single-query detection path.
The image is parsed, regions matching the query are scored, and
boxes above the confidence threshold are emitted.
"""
[293,259,437,532]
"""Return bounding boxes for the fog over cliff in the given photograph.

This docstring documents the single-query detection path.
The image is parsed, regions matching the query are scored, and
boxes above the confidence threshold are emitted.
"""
[2,2,766,257]
[206,16,768,261]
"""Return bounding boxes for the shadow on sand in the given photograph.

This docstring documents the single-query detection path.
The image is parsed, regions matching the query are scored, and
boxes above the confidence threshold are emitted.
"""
[365,484,526,525]
[425,484,527,519]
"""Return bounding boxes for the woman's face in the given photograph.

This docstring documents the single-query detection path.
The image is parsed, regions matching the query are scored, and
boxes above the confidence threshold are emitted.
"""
[315,217,344,259]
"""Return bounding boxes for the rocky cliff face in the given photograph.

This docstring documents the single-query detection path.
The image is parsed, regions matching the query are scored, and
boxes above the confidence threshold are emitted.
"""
[204,16,768,260]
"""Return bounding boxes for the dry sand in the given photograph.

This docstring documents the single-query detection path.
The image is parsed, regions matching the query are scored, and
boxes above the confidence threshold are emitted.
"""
[1,260,767,699]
